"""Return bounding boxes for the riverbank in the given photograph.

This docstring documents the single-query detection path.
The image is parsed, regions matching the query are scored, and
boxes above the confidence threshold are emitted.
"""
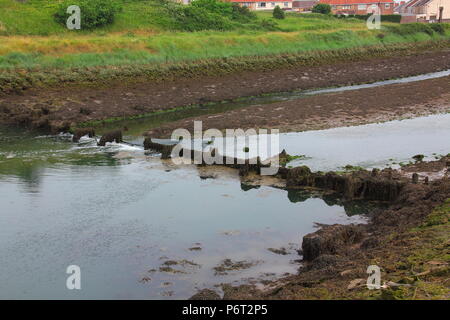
[145,73,450,138]
[190,157,450,300]
[1,47,450,134]
[1,1,449,94]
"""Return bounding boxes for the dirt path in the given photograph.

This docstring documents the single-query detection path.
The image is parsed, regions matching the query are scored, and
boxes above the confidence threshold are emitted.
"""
[146,75,450,138]
[1,49,450,133]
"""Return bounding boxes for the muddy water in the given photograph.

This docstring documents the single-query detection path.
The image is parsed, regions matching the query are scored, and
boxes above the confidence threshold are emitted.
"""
[1,112,449,299]
[0,128,368,299]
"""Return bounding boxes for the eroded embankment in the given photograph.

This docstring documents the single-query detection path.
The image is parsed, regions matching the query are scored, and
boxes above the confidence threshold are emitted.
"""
[187,157,450,300]
[1,47,450,133]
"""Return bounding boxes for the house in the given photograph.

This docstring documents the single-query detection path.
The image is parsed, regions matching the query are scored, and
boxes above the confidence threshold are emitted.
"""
[394,1,409,14]
[318,0,395,15]
[292,0,319,11]
[400,0,450,22]
[229,0,293,10]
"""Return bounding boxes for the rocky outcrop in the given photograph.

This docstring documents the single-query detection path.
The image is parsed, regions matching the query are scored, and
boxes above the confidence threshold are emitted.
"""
[286,166,405,201]
[72,128,95,142]
[143,137,177,159]
[98,130,122,146]
[189,289,221,300]
[301,224,365,261]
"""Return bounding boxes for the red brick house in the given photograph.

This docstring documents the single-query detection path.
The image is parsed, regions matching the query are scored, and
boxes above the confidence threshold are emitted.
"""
[293,0,319,11]
[399,0,450,23]
[319,0,395,15]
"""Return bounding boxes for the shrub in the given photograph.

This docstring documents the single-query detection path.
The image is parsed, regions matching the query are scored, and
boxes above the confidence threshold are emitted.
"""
[191,0,233,16]
[163,0,257,31]
[231,3,257,22]
[172,5,234,31]
[312,4,331,14]
[273,5,285,20]
[54,0,122,30]
[259,18,279,31]
[386,23,437,36]
[430,23,445,35]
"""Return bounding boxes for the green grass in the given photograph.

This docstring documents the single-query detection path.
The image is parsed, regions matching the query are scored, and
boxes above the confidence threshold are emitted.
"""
[352,199,450,300]
[0,0,173,35]
[0,0,449,92]
[0,1,363,36]
[1,26,449,70]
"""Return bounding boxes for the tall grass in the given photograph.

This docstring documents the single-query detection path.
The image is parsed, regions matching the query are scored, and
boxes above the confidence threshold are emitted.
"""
[0,0,449,92]
[1,27,449,70]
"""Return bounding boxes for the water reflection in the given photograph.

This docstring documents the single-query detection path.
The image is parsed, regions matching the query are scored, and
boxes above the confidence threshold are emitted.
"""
[0,128,370,299]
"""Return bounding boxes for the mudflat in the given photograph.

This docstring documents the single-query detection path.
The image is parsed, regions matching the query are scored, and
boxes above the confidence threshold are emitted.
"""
[1,49,450,133]
[146,75,450,137]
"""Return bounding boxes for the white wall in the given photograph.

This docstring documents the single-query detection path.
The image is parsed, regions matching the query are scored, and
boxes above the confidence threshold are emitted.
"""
[254,1,293,10]
[426,0,450,20]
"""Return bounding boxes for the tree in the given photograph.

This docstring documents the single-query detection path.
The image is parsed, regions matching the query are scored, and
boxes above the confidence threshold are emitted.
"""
[312,3,331,14]
[273,5,285,19]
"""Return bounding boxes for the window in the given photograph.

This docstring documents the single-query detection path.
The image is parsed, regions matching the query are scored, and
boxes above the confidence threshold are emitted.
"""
[358,4,367,10]
[258,2,266,7]
[342,5,352,9]
[271,2,275,6]
[284,2,289,6]
[385,4,390,8]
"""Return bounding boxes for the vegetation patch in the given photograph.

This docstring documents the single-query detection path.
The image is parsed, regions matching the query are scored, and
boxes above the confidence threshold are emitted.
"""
[0,1,449,92]
[54,0,123,30]
[376,200,450,300]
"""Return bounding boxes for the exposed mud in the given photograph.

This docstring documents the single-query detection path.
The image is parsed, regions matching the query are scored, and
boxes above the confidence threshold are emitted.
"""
[1,49,450,133]
[145,75,450,138]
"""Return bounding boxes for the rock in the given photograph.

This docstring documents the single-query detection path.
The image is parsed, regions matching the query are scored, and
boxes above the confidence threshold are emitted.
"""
[371,168,379,177]
[189,289,221,300]
[267,247,289,255]
[308,254,340,270]
[286,166,313,186]
[347,278,365,290]
[301,224,364,261]
[143,137,176,159]
[72,128,95,142]
[412,154,425,162]
[287,168,404,201]
[98,130,122,146]
[50,121,71,134]
[361,237,379,250]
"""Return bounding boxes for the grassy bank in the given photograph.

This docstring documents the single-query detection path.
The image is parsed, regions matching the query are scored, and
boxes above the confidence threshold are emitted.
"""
[367,199,450,300]
[1,0,450,92]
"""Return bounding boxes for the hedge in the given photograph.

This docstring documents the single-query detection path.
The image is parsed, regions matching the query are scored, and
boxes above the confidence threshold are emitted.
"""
[334,14,401,23]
